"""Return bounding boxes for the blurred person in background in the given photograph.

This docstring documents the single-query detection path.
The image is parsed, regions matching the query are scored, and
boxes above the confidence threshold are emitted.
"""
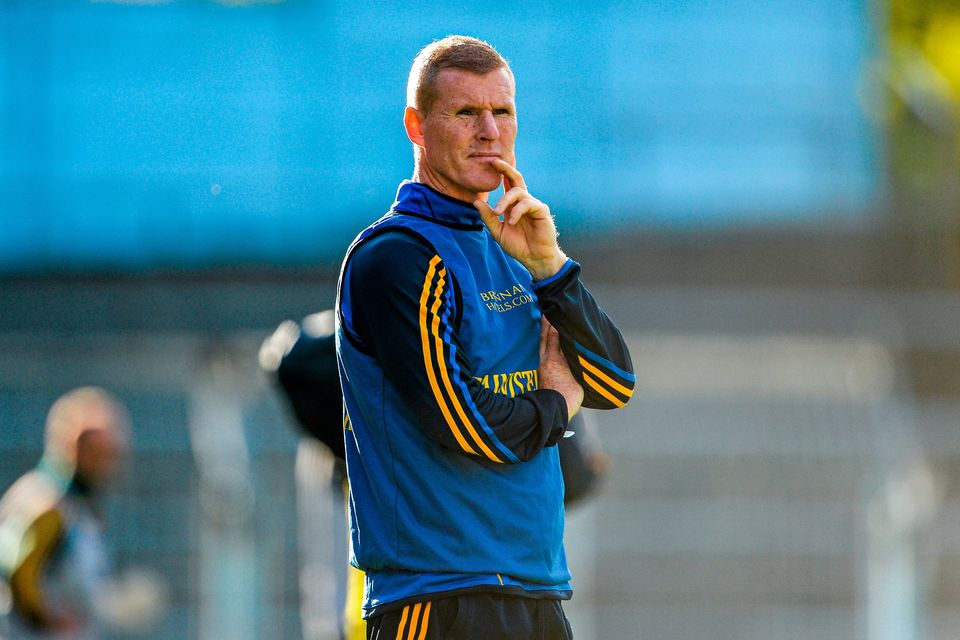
[261,312,612,640]
[336,35,634,639]
[0,387,165,640]
[261,311,355,640]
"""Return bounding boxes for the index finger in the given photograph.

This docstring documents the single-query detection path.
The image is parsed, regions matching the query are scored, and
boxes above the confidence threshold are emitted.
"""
[491,158,526,191]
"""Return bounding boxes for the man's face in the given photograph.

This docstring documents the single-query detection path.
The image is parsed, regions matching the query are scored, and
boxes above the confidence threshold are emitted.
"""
[414,67,517,203]
[73,407,128,488]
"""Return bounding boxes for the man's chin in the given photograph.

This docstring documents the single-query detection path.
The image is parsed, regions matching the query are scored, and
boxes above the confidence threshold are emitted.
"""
[445,173,503,201]
[471,176,504,196]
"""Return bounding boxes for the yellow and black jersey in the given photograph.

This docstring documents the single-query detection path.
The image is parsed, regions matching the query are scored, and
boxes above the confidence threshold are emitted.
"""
[0,468,66,631]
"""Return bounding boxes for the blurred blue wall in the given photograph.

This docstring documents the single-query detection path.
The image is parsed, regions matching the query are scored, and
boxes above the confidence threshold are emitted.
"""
[0,0,878,273]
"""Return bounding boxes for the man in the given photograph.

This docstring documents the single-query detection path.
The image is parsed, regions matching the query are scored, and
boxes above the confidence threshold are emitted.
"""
[0,387,159,639]
[336,36,635,639]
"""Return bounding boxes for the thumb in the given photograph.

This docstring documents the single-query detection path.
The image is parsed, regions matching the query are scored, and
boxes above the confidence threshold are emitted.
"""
[546,324,561,356]
[474,199,502,237]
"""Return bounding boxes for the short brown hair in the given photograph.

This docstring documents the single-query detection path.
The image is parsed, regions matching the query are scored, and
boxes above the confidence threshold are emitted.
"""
[407,35,510,113]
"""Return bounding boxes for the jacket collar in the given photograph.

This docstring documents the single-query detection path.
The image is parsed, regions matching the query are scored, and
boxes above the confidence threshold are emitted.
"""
[391,180,485,229]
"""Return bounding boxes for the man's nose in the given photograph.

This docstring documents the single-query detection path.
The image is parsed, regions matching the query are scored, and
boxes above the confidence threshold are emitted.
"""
[476,111,499,141]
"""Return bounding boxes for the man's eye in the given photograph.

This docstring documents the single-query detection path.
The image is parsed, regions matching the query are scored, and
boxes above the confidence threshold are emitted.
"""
[494,109,512,116]
[457,109,474,116]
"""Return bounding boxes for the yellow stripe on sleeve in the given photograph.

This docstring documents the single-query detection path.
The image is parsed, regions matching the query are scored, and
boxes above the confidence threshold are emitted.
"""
[577,355,634,400]
[429,272,504,464]
[417,602,432,640]
[582,372,627,408]
[418,258,476,455]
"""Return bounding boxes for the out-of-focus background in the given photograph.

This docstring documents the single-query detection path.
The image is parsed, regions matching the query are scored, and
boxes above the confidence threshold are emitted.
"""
[2,0,960,638]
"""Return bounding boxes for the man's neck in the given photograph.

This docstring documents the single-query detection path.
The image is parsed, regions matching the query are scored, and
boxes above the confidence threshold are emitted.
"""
[411,165,486,205]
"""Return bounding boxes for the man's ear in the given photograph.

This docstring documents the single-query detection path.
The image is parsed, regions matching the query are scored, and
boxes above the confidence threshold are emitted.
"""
[403,106,425,147]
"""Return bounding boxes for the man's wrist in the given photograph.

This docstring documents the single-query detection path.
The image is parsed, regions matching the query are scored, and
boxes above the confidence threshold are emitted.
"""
[528,252,568,282]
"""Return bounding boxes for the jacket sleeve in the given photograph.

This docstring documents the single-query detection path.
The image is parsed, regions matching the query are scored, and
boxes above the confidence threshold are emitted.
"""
[532,259,636,409]
[8,508,65,629]
[340,230,569,464]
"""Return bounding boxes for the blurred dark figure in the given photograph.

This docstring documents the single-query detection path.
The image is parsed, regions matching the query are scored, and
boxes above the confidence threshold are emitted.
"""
[558,411,610,508]
[260,311,348,640]
[0,388,165,640]
[260,313,610,640]
[261,313,344,461]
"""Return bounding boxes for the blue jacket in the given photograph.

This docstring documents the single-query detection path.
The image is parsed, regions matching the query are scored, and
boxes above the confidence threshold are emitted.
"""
[336,181,634,617]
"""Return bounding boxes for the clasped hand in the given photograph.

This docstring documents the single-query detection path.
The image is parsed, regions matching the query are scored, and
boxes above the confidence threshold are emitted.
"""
[537,317,583,420]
